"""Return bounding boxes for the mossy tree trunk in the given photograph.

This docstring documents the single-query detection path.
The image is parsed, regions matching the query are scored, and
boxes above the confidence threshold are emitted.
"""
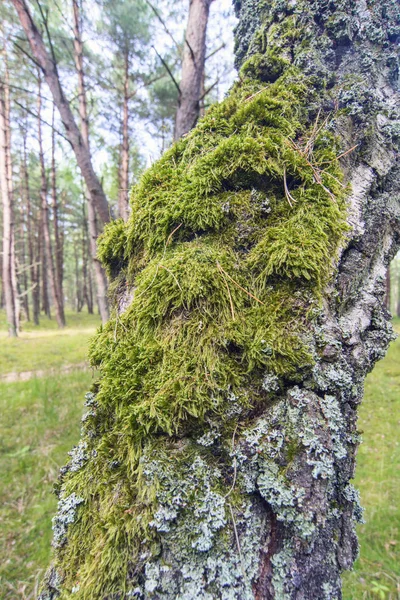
[40,1,400,599]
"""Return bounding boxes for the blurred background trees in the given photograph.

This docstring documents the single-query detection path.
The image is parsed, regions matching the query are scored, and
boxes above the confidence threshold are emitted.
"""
[0,0,236,333]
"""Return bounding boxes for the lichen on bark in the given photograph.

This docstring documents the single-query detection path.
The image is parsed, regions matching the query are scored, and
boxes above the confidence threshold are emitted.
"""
[40,1,400,599]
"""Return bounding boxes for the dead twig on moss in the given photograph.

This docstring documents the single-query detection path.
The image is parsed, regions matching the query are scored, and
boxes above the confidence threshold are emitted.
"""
[217,262,236,320]
[283,167,296,207]
[216,262,265,306]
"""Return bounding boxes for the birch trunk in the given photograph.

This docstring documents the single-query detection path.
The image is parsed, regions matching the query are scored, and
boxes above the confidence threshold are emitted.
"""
[40,1,400,599]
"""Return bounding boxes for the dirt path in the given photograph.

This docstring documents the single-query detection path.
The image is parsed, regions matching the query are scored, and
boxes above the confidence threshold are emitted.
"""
[0,362,88,383]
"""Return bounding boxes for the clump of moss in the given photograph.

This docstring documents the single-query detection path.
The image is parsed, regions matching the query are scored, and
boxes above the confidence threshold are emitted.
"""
[43,65,349,599]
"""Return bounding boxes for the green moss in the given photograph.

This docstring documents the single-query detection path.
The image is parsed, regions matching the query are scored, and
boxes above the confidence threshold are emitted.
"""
[97,218,128,279]
[43,66,350,599]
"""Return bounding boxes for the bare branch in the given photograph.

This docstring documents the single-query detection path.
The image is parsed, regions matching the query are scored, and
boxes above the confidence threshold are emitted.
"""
[152,46,181,96]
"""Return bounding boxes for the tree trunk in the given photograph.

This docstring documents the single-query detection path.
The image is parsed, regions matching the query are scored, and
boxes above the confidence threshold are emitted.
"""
[0,50,18,337]
[19,192,30,323]
[118,52,131,222]
[39,2,400,599]
[72,0,109,324]
[51,104,65,324]
[37,73,65,328]
[11,0,111,226]
[174,0,214,140]
[33,204,41,325]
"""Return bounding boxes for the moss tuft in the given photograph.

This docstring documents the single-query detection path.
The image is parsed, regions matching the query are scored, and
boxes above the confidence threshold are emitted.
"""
[44,65,349,599]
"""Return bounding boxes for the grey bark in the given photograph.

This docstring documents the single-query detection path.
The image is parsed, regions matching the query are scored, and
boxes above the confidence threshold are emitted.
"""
[11,0,111,226]
[174,0,214,140]
[40,1,400,599]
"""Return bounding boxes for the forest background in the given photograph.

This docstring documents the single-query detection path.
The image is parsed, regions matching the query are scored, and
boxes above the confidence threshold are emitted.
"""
[0,0,399,599]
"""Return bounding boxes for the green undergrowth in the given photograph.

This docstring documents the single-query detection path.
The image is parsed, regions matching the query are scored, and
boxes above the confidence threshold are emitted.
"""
[0,310,100,375]
[46,66,350,598]
[0,371,93,600]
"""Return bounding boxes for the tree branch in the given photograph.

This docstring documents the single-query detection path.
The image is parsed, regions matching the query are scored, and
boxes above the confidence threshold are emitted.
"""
[152,46,181,96]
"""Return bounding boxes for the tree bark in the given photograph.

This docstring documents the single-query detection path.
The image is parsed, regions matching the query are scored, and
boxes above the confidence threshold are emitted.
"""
[51,104,65,324]
[11,0,111,226]
[40,1,400,599]
[118,51,131,222]
[37,72,65,328]
[0,48,18,337]
[174,0,214,140]
[72,0,109,324]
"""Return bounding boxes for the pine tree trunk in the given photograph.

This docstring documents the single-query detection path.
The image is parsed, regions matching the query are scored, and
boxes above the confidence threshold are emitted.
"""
[118,52,131,222]
[11,0,110,226]
[72,0,109,324]
[51,104,66,324]
[40,2,400,599]
[0,51,18,337]
[174,0,214,140]
[37,73,65,328]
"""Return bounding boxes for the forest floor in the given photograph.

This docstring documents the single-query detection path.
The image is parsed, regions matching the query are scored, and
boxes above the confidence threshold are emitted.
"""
[0,312,398,599]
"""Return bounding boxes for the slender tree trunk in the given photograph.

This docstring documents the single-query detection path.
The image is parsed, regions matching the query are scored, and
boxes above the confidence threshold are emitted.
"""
[40,2,400,599]
[22,124,40,325]
[19,193,30,322]
[118,52,131,221]
[74,243,82,313]
[72,0,109,323]
[174,0,214,140]
[0,51,18,337]
[32,231,41,324]
[37,73,65,327]
[11,0,110,226]
[51,104,65,323]
[81,204,89,311]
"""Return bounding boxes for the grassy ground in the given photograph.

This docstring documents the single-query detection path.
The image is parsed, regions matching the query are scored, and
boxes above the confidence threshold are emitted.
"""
[0,310,101,375]
[342,320,400,600]
[0,312,398,599]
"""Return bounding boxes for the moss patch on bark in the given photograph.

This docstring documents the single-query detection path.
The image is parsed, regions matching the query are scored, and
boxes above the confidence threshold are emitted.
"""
[42,65,349,599]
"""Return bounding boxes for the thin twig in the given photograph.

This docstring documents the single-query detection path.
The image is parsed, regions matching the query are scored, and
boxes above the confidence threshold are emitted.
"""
[159,264,183,292]
[225,423,239,499]
[216,262,265,306]
[152,46,181,95]
[217,262,235,320]
[166,222,183,247]
[283,167,296,208]
[205,42,226,61]
[244,85,269,103]
[333,144,359,162]
[144,0,181,51]
[228,502,246,581]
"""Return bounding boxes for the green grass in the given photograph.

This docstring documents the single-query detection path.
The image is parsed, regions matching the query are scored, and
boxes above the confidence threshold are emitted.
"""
[0,371,94,599]
[342,320,400,600]
[0,314,398,599]
[0,310,101,375]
